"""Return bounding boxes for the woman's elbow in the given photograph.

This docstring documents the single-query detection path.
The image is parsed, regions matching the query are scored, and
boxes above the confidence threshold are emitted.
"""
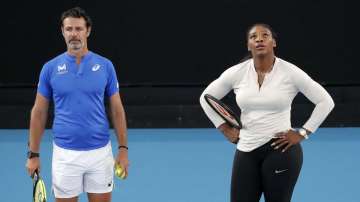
[199,93,204,104]
[326,96,335,112]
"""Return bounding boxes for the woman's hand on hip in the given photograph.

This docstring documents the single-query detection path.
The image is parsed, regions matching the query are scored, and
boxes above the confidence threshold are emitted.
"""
[271,129,305,152]
[218,123,240,144]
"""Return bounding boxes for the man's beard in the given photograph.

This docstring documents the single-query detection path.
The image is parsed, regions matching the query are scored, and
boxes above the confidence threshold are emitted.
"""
[68,40,82,50]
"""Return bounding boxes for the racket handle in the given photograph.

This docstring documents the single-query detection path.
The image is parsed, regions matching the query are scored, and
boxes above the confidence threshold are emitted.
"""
[31,169,39,179]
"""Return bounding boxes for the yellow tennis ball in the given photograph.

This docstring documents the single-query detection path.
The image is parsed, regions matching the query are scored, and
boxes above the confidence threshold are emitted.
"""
[115,163,126,179]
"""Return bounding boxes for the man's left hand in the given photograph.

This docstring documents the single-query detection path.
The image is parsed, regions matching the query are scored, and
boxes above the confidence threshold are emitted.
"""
[115,148,129,178]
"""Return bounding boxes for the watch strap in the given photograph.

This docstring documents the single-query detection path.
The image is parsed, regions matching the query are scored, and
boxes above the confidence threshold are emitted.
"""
[27,151,40,159]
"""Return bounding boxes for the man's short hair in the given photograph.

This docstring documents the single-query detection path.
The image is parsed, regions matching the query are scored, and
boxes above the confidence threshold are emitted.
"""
[60,7,92,28]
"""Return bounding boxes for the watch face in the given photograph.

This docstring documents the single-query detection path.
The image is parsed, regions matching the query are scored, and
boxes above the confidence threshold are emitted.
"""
[299,129,308,139]
[299,129,306,135]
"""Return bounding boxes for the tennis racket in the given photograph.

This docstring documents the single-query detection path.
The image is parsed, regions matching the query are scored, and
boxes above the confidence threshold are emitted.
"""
[32,170,47,202]
[204,94,242,129]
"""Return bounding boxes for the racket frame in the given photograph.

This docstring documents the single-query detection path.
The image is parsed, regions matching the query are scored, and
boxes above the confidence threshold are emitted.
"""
[204,94,242,129]
[32,170,47,202]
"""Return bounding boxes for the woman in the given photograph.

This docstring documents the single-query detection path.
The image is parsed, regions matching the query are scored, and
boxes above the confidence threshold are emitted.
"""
[199,23,334,202]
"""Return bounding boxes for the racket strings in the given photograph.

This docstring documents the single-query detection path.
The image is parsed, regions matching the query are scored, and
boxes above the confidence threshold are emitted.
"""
[205,94,241,129]
[211,101,234,118]
[33,172,47,202]
[211,101,239,123]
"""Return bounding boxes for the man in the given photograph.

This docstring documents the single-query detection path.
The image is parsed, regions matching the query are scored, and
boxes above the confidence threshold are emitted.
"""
[26,7,129,202]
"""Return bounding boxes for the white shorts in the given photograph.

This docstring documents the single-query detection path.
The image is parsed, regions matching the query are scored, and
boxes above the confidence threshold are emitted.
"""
[52,142,114,198]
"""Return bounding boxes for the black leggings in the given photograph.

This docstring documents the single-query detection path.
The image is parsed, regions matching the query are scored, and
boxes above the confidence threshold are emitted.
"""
[231,139,303,202]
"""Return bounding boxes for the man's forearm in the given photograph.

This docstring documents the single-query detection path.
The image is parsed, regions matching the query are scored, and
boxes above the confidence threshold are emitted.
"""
[111,107,128,147]
[28,107,48,152]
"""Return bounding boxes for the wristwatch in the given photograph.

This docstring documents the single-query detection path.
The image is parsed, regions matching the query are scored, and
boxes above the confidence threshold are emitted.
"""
[27,151,40,159]
[298,128,309,139]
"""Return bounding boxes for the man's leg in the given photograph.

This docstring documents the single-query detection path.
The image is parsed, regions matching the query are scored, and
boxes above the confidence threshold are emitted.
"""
[88,192,111,202]
[84,142,114,202]
[56,197,78,202]
[52,144,84,200]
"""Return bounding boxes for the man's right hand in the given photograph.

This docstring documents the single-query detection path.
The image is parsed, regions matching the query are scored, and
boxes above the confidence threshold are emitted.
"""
[26,158,40,177]
[218,123,240,144]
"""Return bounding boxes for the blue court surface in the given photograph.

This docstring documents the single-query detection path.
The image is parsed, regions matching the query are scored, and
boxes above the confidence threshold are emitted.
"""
[0,128,359,202]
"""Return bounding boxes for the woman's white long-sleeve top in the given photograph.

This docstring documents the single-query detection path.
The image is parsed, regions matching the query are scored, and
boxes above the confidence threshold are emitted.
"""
[200,57,335,152]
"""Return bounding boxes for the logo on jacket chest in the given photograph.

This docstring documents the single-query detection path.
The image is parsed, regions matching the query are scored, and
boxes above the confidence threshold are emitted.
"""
[92,64,101,71]
[57,64,68,74]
